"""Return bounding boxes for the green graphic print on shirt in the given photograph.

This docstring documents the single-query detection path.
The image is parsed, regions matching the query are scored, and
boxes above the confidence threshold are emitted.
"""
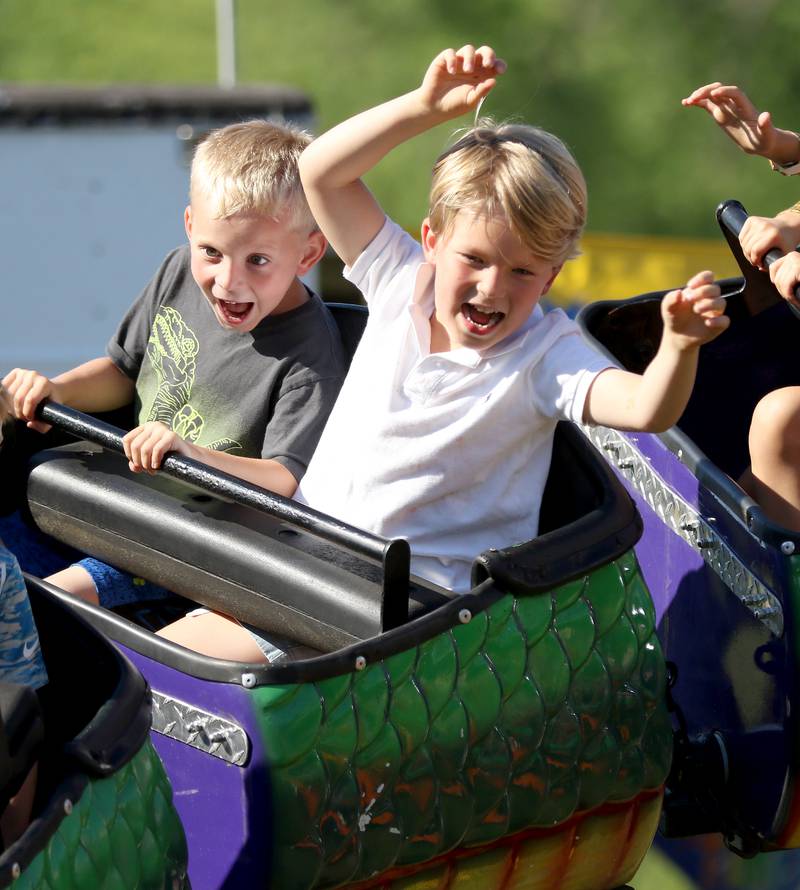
[140,307,243,453]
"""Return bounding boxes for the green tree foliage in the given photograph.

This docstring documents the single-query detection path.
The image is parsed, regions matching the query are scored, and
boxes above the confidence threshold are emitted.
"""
[1,0,799,237]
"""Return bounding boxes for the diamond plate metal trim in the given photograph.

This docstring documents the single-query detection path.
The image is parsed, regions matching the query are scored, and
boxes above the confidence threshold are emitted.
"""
[150,690,250,765]
[581,425,784,637]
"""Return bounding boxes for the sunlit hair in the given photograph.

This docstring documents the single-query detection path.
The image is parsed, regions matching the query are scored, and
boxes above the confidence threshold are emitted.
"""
[0,385,11,427]
[428,120,587,264]
[190,119,316,232]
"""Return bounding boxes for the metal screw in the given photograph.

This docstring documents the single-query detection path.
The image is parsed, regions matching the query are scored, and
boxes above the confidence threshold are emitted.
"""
[354,655,367,671]
[781,541,796,556]
[241,673,257,688]
[63,798,73,815]
[11,863,20,880]
[458,608,472,624]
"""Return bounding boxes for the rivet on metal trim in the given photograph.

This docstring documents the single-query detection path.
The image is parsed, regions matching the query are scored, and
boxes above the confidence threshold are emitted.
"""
[355,655,367,671]
[241,673,257,688]
[781,541,796,556]
[458,608,472,624]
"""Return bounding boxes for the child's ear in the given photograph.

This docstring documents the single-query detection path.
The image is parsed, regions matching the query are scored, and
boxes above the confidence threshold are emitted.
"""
[421,218,438,263]
[184,206,193,240]
[296,230,328,275]
[541,264,563,296]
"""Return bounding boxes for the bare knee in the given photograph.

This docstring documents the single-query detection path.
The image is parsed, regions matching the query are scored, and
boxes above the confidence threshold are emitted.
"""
[157,611,269,663]
[750,387,800,466]
[45,567,99,605]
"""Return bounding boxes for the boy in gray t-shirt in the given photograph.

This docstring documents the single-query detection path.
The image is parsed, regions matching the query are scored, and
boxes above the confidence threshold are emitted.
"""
[3,120,347,642]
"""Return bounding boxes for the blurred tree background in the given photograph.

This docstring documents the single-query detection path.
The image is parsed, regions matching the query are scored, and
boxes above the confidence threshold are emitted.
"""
[1,0,798,237]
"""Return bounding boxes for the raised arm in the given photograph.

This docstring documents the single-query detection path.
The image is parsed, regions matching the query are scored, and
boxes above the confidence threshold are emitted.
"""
[585,271,729,431]
[299,45,506,267]
[682,83,800,166]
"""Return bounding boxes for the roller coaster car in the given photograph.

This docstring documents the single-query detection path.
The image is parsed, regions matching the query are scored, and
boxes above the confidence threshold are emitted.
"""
[0,578,188,889]
[578,200,800,858]
[10,305,670,890]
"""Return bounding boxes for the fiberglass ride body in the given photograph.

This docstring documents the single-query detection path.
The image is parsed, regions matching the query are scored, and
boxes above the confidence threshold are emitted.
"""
[6,304,670,890]
[0,577,188,890]
[578,200,800,859]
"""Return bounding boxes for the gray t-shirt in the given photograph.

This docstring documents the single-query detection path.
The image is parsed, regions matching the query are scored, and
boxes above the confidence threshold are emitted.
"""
[107,245,347,481]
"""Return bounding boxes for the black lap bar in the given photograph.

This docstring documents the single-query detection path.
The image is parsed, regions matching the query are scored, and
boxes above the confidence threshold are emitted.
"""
[24,404,437,651]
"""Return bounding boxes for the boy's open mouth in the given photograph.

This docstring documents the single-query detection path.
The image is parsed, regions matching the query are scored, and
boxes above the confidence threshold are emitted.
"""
[462,303,505,334]
[217,299,254,325]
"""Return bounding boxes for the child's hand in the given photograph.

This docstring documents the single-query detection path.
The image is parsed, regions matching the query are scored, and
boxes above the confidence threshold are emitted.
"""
[768,252,800,305]
[419,45,507,118]
[682,83,779,157]
[122,421,189,474]
[661,270,729,349]
[1,368,60,433]
[740,213,800,269]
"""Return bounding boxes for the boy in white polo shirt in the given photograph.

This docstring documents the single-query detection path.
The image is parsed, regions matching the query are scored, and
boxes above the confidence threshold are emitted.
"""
[158,44,729,660]
[294,43,728,593]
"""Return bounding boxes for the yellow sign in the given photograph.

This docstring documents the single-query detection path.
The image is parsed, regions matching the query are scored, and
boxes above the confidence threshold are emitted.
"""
[549,232,742,311]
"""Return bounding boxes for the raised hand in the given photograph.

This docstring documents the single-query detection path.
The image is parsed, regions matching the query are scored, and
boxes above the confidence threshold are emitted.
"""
[419,44,507,118]
[661,270,729,349]
[682,83,780,157]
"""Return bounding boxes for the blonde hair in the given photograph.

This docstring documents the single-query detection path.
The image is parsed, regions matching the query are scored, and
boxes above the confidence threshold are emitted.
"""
[428,120,587,264]
[190,119,316,232]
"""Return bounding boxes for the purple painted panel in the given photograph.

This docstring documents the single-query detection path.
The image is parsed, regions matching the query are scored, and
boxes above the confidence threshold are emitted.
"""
[613,432,707,621]
[120,647,272,890]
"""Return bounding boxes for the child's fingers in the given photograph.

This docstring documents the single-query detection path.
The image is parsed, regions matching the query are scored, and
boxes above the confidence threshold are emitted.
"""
[435,47,458,75]
[455,44,476,73]
[139,427,170,473]
[124,424,161,473]
[684,269,715,290]
[682,82,722,105]
[474,45,506,75]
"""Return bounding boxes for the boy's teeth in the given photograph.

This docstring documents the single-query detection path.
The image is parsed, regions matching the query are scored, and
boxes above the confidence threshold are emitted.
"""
[464,304,502,326]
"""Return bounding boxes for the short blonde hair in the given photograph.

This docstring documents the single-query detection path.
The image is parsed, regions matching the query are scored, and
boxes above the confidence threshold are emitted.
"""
[428,120,587,264]
[190,119,316,232]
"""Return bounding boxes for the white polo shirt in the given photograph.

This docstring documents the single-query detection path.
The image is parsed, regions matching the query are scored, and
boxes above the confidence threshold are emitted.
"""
[297,218,611,592]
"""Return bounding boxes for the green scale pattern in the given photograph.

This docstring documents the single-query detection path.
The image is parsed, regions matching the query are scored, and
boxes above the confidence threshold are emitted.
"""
[10,739,189,890]
[254,550,672,890]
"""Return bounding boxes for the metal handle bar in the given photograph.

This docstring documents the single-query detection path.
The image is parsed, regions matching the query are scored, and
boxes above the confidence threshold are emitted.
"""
[718,198,800,303]
[37,401,410,579]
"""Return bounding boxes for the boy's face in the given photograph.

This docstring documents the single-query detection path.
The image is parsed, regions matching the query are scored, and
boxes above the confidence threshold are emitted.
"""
[421,211,561,352]
[185,192,326,333]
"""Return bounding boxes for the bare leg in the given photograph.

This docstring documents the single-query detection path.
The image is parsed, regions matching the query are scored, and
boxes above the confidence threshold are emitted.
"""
[742,386,800,532]
[45,566,99,605]
[157,611,269,663]
[1,764,37,846]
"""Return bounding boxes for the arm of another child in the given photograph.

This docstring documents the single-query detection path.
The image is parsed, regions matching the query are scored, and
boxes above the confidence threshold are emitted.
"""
[299,45,506,268]
[121,422,298,496]
[584,271,729,431]
[3,358,135,434]
[682,83,800,166]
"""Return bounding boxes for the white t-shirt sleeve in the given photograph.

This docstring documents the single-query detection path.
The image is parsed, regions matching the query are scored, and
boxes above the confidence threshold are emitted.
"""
[531,314,615,423]
[344,217,422,318]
